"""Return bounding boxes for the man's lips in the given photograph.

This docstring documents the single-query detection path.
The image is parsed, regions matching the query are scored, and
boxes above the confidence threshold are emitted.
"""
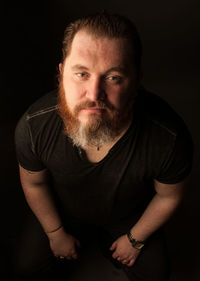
[81,107,105,112]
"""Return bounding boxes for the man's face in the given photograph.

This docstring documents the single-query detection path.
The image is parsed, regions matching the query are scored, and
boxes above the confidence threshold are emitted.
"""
[59,30,140,148]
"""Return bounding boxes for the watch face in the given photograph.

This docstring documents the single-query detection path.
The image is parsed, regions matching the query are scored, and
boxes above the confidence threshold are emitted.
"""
[135,243,144,249]
[133,241,144,249]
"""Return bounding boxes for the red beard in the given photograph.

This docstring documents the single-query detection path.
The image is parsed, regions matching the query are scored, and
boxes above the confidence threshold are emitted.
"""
[57,74,133,148]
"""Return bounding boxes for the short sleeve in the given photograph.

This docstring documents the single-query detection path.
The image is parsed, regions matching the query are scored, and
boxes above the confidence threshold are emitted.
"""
[155,125,194,184]
[15,113,46,171]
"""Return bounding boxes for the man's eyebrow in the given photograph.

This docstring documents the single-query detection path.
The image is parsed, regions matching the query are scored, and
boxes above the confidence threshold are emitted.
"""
[71,64,89,71]
[104,67,127,75]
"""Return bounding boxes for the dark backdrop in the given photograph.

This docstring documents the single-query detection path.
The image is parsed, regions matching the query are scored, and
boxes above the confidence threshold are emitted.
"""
[1,1,200,280]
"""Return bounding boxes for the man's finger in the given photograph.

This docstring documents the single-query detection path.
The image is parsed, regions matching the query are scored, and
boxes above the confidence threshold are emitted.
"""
[65,255,72,260]
[126,258,135,267]
[112,252,120,259]
[109,241,117,251]
[121,259,129,264]
[71,253,78,259]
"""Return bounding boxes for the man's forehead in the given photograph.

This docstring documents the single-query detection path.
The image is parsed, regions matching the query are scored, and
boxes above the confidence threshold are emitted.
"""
[71,30,128,51]
[65,30,132,70]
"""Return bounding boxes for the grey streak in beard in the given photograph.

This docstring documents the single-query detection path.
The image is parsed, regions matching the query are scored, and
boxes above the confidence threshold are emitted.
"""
[68,116,118,149]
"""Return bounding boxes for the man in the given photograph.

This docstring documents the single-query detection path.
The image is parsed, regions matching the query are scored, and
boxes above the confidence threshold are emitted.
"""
[14,12,193,281]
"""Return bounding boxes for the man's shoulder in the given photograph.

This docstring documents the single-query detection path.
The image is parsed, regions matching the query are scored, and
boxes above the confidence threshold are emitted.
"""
[136,88,188,137]
[25,89,59,119]
[16,89,61,135]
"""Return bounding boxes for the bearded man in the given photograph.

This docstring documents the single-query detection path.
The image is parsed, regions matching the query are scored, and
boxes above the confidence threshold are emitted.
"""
[14,12,193,281]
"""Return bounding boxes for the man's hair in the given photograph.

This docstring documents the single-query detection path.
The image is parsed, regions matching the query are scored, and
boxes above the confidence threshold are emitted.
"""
[61,12,142,71]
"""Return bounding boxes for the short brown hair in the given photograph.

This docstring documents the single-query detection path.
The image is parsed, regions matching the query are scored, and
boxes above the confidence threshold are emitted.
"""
[62,12,142,71]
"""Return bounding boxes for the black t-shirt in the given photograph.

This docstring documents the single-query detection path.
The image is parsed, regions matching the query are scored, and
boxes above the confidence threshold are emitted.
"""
[15,89,193,232]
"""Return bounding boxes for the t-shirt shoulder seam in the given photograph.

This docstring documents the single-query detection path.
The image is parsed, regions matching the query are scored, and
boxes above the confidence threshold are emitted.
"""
[26,105,58,120]
[147,115,177,137]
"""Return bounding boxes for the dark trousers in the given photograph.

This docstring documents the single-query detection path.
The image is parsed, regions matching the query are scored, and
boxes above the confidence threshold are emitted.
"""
[12,213,170,281]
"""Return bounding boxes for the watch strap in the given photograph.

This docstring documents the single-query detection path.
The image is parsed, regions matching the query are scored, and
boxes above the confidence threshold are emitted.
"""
[127,231,145,250]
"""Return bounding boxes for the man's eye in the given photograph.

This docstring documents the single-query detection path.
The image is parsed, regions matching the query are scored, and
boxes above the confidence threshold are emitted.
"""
[76,72,86,78]
[75,72,90,80]
[106,76,122,83]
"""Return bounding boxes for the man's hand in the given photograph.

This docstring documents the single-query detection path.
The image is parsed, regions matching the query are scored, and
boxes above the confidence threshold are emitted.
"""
[109,234,141,267]
[47,227,80,260]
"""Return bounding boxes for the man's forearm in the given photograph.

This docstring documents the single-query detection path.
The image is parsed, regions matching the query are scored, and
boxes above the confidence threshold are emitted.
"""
[129,181,184,242]
[22,182,62,233]
[19,165,63,234]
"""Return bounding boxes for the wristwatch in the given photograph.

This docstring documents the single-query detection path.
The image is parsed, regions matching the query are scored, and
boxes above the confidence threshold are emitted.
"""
[127,231,145,250]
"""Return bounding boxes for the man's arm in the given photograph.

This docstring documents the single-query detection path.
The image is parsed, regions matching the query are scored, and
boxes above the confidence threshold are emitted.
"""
[110,179,186,266]
[19,165,62,232]
[19,165,80,259]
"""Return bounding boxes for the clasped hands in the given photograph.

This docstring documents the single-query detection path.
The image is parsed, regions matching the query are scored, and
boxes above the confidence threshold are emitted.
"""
[48,229,140,267]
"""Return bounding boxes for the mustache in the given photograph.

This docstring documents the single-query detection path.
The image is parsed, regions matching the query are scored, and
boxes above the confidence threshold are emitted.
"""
[74,100,117,115]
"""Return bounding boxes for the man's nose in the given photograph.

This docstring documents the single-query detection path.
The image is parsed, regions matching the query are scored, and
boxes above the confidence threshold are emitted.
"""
[85,77,105,101]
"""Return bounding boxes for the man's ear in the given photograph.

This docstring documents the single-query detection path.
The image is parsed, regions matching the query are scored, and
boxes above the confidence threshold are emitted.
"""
[59,63,63,73]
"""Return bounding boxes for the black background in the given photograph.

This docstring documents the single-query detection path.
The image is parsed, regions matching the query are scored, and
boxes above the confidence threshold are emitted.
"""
[1,0,200,280]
